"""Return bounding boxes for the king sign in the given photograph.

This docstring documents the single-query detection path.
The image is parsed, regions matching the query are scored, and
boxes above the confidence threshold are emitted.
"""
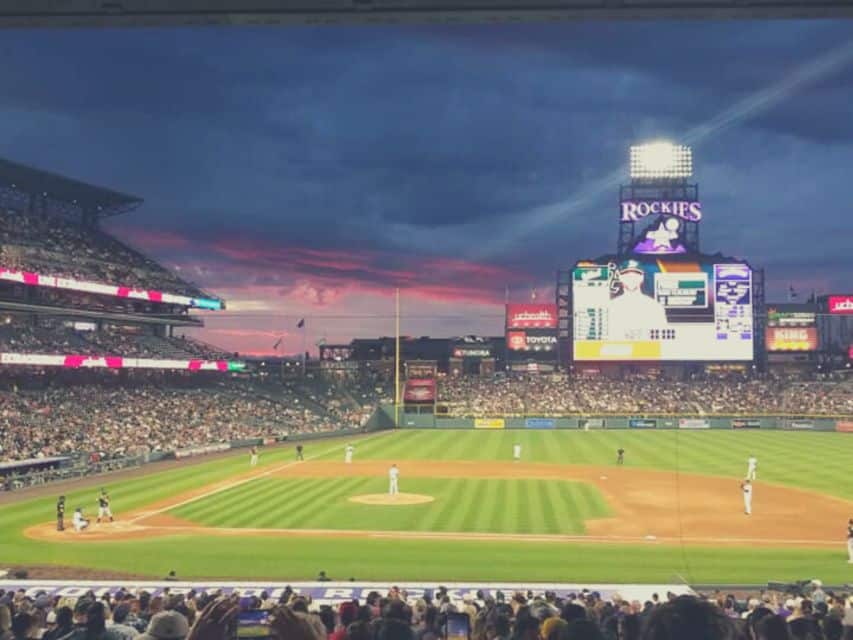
[620,200,702,223]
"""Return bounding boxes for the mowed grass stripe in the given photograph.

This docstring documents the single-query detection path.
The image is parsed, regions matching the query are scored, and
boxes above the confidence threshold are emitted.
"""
[177,476,302,523]
[543,478,575,534]
[224,479,318,529]
[299,477,378,529]
[458,479,489,532]
[253,477,357,529]
[526,476,556,534]
[416,478,466,531]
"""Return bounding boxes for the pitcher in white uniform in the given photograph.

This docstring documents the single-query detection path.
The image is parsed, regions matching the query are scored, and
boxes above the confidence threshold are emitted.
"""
[388,464,399,495]
[741,479,753,515]
[513,444,521,461]
[344,444,354,464]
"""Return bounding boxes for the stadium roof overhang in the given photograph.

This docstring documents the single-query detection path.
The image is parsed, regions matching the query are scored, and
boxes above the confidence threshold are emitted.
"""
[0,157,142,219]
[0,0,852,27]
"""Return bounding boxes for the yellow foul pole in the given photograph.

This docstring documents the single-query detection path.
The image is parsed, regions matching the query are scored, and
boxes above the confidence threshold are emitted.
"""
[394,287,400,428]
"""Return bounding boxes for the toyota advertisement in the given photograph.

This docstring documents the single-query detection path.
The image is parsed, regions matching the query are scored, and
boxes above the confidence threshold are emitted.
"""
[572,258,753,361]
[506,304,558,365]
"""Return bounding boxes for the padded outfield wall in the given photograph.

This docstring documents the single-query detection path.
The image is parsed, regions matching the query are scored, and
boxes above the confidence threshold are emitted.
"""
[376,405,848,432]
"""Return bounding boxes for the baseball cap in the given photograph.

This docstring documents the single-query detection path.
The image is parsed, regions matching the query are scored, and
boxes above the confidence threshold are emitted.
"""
[138,611,190,640]
[619,260,644,275]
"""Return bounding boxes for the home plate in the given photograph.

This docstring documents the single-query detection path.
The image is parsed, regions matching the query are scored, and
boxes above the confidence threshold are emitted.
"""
[600,475,608,480]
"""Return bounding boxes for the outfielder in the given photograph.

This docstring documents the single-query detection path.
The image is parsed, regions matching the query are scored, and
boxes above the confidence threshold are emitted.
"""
[388,464,399,495]
[746,455,757,481]
[344,444,354,464]
[741,479,753,515]
[73,507,89,532]
[847,518,852,563]
[250,446,259,467]
[513,444,521,461]
[97,490,114,523]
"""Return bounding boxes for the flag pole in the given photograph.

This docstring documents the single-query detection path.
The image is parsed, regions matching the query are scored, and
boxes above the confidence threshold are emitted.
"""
[395,287,400,429]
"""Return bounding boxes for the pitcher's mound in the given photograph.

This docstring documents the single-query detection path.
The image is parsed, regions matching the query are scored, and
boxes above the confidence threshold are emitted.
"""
[349,493,435,506]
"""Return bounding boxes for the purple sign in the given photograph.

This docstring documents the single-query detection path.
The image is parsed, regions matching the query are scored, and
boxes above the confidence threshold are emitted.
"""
[633,218,687,255]
[620,200,702,223]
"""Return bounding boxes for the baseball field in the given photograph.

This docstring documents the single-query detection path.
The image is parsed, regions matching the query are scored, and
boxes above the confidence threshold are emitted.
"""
[3,428,853,584]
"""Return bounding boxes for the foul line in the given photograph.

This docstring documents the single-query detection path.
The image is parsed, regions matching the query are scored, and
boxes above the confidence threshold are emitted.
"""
[130,430,397,524]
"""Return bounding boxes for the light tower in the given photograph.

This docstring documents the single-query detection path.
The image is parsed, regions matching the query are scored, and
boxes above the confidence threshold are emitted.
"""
[618,142,700,257]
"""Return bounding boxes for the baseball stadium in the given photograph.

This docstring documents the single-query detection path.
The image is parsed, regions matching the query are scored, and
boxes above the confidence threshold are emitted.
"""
[1,6,853,640]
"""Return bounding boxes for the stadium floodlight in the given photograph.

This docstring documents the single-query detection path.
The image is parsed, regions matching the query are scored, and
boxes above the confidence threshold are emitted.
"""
[630,142,693,180]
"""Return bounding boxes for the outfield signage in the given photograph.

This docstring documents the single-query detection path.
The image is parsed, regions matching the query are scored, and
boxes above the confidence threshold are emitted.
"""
[731,419,761,429]
[836,421,853,433]
[629,418,656,429]
[678,419,710,429]
[524,418,555,429]
[0,582,694,606]
[505,304,558,329]
[174,443,230,459]
[579,418,605,430]
[474,418,505,430]
[785,421,815,430]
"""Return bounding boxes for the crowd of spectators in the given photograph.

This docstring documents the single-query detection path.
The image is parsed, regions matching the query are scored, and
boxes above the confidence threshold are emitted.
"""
[0,210,209,298]
[0,324,232,361]
[0,582,851,640]
[0,381,338,463]
[437,375,853,417]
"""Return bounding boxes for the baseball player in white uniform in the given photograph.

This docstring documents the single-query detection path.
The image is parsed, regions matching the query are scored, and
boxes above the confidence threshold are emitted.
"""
[746,455,757,481]
[73,508,89,532]
[847,519,853,563]
[388,464,399,495]
[513,444,521,461]
[345,444,354,464]
[741,479,753,515]
[250,446,259,467]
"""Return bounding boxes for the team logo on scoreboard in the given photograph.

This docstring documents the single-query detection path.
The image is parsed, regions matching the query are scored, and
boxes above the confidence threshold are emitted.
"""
[620,200,702,223]
[632,218,687,255]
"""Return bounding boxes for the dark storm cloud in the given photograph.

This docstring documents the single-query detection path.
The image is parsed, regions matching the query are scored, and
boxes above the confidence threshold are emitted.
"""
[0,19,850,326]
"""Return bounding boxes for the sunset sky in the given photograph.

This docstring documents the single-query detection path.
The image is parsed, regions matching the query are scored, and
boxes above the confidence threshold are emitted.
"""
[1,21,851,355]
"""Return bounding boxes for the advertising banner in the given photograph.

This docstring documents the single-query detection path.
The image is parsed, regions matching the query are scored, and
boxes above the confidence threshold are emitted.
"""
[785,421,814,430]
[835,421,853,433]
[828,295,853,315]
[0,353,245,372]
[731,419,761,429]
[403,379,436,403]
[678,418,710,429]
[174,443,230,459]
[0,581,694,607]
[578,418,606,430]
[0,266,222,310]
[525,418,555,429]
[629,419,656,429]
[452,348,491,358]
[765,327,818,352]
[506,304,558,329]
[474,418,505,430]
[506,330,557,352]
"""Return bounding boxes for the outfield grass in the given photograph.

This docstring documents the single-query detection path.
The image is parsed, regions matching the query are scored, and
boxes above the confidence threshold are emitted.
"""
[1,429,852,583]
[172,477,611,535]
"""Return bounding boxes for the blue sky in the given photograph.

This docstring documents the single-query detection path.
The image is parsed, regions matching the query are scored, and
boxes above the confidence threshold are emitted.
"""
[0,21,851,353]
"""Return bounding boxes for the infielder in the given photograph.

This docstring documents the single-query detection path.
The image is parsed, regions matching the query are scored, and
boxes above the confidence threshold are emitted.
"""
[250,446,259,467]
[388,464,399,495]
[741,479,753,515]
[73,507,89,532]
[344,444,354,464]
[296,444,304,461]
[513,443,521,461]
[56,496,65,532]
[617,448,625,465]
[847,518,853,563]
[746,454,757,481]
[97,490,114,523]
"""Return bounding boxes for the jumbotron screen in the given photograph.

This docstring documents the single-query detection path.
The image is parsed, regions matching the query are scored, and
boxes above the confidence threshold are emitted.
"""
[572,258,753,361]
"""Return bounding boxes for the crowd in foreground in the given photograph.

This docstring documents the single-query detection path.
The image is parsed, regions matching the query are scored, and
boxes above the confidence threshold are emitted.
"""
[0,583,852,640]
[438,375,853,417]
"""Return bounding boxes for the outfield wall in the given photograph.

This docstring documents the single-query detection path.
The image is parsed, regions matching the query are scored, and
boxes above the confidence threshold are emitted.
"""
[379,405,846,432]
